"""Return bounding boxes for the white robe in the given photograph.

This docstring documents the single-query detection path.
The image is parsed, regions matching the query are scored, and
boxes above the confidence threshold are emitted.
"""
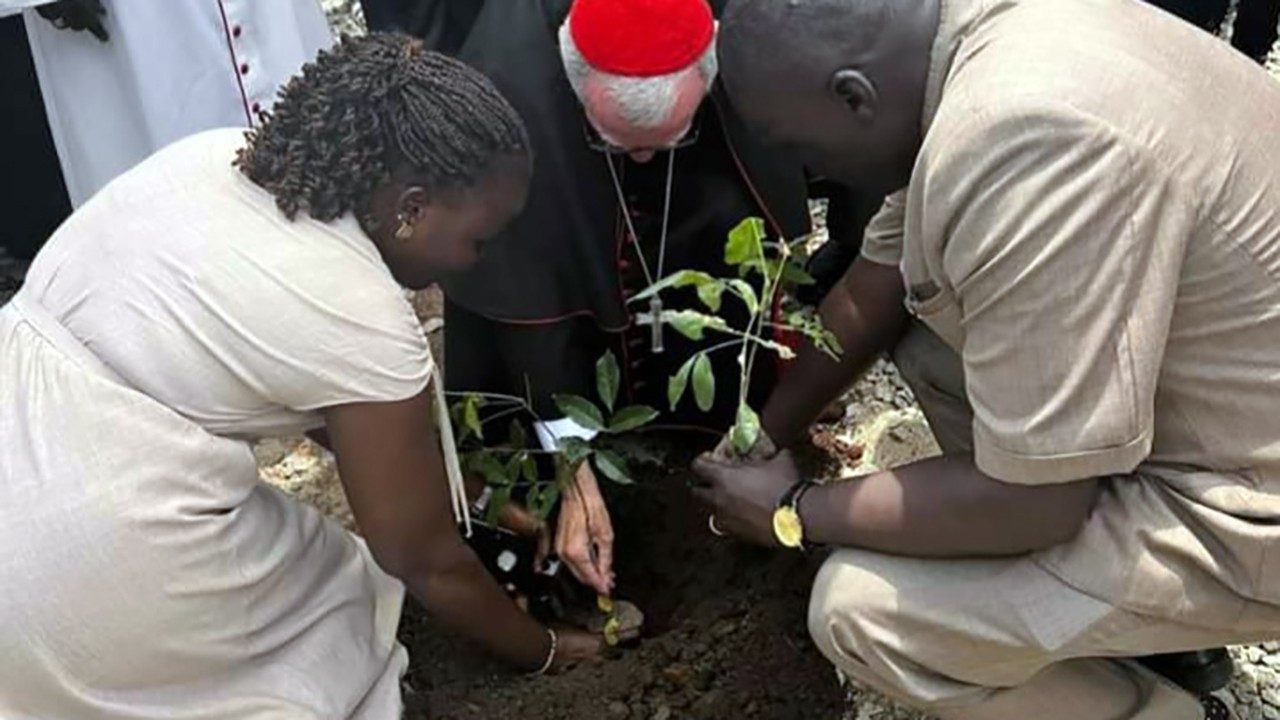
[0,0,331,207]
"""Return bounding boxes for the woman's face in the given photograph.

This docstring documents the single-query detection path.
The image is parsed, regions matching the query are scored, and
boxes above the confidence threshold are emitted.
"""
[378,156,531,288]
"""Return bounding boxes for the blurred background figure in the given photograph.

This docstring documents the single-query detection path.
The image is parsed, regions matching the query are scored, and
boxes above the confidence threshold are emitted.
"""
[1148,0,1278,63]
[0,0,332,259]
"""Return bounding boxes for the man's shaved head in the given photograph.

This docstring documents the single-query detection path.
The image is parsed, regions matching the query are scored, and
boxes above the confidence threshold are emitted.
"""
[718,0,938,192]
[721,0,890,73]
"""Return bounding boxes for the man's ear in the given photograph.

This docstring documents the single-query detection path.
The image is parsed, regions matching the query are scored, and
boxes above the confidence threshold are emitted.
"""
[829,68,878,123]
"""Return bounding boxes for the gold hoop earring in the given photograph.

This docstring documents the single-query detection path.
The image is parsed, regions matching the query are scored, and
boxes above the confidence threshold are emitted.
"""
[394,216,414,242]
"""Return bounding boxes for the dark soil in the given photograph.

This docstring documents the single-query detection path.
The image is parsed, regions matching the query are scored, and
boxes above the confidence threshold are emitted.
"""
[397,467,847,720]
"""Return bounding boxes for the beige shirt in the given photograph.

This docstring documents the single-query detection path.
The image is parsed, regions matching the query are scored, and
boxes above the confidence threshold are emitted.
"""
[864,0,1280,624]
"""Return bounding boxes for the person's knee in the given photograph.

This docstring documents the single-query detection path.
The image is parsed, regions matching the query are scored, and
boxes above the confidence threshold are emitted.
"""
[807,550,898,673]
[807,550,977,711]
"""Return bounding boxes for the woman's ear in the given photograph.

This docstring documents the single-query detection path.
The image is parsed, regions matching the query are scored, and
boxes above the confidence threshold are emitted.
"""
[829,67,879,123]
[395,186,432,226]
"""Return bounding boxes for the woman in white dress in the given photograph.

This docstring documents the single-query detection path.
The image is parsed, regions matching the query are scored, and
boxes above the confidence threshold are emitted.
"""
[0,34,599,720]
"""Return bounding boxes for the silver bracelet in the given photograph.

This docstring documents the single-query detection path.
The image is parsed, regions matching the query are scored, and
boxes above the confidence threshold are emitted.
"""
[530,627,557,676]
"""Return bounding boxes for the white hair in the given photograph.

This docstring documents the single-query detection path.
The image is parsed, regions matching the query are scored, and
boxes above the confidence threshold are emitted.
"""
[559,21,718,130]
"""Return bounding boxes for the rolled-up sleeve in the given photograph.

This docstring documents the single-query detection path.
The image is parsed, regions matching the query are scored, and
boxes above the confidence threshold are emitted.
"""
[924,102,1194,485]
[859,190,906,267]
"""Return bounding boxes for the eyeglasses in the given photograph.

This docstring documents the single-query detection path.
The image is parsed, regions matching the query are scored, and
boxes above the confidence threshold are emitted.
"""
[582,116,702,155]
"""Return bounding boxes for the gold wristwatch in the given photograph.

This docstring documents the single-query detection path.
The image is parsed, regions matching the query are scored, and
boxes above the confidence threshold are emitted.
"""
[772,480,816,550]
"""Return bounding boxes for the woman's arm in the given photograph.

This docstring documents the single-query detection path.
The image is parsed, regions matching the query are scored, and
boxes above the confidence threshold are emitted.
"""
[324,388,596,671]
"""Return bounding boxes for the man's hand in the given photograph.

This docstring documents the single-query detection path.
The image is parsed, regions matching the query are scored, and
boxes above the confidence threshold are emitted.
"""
[711,428,778,463]
[691,450,801,548]
[556,463,615,595]
[37,0,108,42]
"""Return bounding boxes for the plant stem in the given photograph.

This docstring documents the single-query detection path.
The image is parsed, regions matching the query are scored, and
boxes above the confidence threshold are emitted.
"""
[443,390,529,406]
[477,404,527,428]
[702,339,745,357]
[459,446,560,457]
[740,239,791,410]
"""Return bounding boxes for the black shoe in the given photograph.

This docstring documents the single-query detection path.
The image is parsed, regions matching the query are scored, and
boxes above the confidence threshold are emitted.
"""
[1138,648,1235,695]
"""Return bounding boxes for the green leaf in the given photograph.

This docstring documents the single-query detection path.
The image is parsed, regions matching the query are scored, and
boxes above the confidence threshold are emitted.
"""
[814,329,843,360]
[508,418,528,448]
[596,350,620,413]
[668,355,697,411]
[504,453,524,484]
[786,308,844,360]
[725,279,759,315]
[781,262,816,286]
[486,486,511,524]
[762,258,784,281]
[696,282,723,312]
[730,402,762,457]
[528,482,562,520]
[692,353,715,412]
[629,270,717,304]
[664,310,728,341]
[463,395,484,441]
[609,405,659,433]
[597,435,667,468]
[552,394,605,432]
[449,402,466,441]
[594,449,635,485]
[725,217,767,266]
[749,335,797,360]
[557,436,594,467]
[451,396,482,443]
[521,455,539,483]
[469,452,512,486]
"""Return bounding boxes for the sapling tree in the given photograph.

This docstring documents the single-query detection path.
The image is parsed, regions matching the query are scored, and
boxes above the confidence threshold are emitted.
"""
[448,349,660,525]
[448,355,657,645]
[449,217,841,515]
[632,217,841,456]
[445,215,839,643]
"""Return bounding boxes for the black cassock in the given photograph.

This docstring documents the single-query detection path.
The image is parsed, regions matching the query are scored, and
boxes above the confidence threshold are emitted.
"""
[362,0,878,436]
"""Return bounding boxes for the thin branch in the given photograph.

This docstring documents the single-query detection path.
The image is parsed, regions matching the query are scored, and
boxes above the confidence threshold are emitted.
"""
[443,390,529,406]
[702,339,745,356]
[741,239,791,407]
[478,404,527,427]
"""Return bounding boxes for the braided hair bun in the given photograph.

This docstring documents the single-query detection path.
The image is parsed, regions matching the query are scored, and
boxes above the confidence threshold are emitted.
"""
[236,33,530,223]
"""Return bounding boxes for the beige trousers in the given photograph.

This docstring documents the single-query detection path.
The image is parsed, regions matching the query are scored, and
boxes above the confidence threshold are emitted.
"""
[806,323,1227,719]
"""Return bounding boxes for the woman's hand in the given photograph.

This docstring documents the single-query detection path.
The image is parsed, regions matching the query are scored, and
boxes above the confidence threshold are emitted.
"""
[324,391,560,672]
[690,450,802,547]
[555,463,615,595]
[547,627,603,673]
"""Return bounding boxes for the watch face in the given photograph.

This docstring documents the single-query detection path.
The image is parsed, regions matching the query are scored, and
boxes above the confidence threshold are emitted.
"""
[772,506,804,549]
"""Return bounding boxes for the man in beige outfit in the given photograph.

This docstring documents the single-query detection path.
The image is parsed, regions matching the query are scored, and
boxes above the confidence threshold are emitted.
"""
[691,0,1280,718]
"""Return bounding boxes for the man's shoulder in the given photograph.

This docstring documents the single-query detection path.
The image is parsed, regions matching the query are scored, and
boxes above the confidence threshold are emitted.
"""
[941,0,1237,135]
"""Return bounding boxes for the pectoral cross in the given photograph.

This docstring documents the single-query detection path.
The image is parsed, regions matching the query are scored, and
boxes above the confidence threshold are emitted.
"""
[649,295,664,354]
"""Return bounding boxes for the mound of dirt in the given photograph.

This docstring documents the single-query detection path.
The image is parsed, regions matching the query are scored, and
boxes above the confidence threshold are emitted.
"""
[398,467,848,720]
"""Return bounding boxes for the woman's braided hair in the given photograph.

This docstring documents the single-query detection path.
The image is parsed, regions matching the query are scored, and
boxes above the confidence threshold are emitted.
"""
[236,33,530,223]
